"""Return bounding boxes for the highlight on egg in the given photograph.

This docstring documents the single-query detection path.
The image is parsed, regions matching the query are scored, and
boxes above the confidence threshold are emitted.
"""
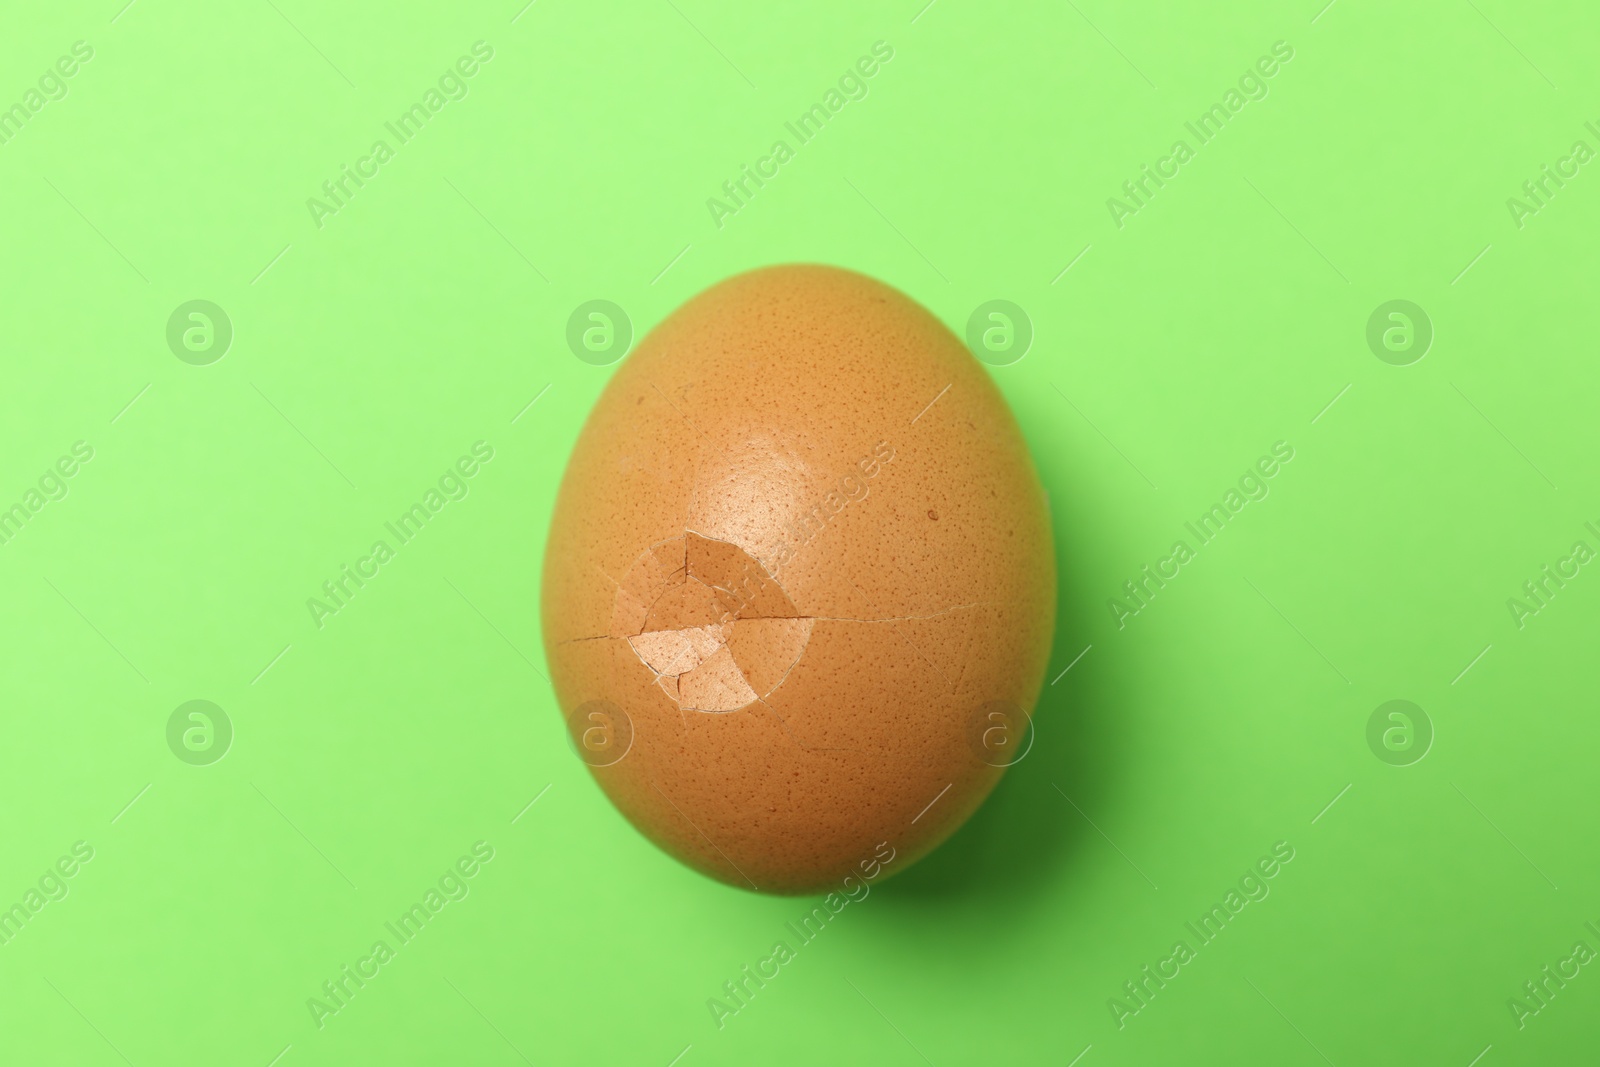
[542,264,1055,894]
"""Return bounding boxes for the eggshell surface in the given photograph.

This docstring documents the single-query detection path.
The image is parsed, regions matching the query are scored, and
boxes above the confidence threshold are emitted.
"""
[542,265,1055,894]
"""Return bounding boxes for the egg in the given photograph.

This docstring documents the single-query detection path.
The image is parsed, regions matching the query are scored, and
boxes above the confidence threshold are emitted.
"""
[542,265,1055,894]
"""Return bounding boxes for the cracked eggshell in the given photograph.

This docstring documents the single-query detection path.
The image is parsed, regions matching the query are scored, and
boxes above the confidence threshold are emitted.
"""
[541,264,1055,895]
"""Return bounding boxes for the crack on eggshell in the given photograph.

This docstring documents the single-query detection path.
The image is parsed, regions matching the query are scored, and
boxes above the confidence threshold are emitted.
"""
[605,531,817,713]
[785,602,1000,624]
[557,601,997,644]
[838,572,957,695]
[568,528,1007,711]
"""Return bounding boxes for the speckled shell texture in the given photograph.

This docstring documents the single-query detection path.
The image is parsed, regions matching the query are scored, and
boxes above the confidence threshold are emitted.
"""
[542,265,1055,894]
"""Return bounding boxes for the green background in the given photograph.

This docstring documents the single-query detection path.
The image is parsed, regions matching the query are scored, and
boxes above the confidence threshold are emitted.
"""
[2,0,1596,1063]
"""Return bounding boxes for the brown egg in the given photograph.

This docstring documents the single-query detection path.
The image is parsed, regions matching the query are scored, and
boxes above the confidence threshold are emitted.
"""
[542,265,1054,894]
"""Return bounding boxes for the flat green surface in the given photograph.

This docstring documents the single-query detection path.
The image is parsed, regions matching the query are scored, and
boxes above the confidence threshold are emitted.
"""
[1,1,1597,1064]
